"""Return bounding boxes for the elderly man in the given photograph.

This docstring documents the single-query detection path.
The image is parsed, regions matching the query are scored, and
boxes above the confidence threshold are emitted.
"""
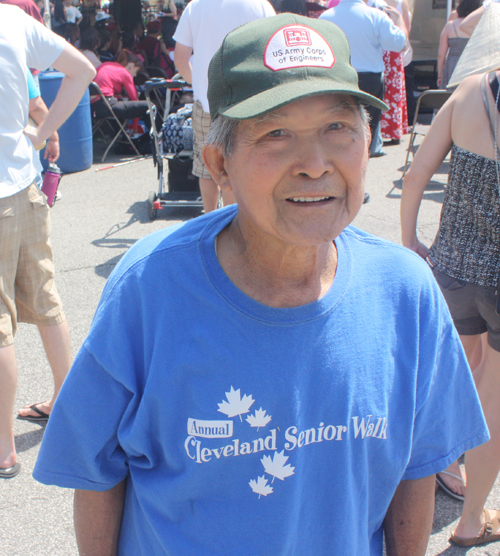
[34,15,487,556]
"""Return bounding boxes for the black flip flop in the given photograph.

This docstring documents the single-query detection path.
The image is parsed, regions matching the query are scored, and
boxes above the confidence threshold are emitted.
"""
[18,403,50,422]
[0,462,21,479]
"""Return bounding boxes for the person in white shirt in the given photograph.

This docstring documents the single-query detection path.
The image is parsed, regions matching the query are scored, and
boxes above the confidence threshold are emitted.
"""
[0,3,95,479]
[173,0,275,212]
[63,0,81,24]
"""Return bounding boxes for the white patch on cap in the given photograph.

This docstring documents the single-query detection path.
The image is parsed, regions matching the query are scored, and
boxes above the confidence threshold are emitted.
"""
[264,24,335,72]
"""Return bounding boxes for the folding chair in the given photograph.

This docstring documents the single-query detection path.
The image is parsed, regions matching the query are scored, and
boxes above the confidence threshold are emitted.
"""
[89,82,141,162]
[402,89,452,178]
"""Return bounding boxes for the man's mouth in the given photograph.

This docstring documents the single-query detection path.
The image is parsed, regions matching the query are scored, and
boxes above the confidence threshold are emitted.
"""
[287,196,334,203]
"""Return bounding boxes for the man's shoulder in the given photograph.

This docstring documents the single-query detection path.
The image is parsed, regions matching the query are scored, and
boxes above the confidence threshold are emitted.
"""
[321,0,375,21]
[341,226,435,285]
[189,0,273,10]
[103,208,234,293]
[0,2,26,18]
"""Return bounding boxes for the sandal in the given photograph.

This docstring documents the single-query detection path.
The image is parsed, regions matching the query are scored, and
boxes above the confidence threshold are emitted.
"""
[450,509,500,547]
[436,470,465,502]
[18,403,50,422]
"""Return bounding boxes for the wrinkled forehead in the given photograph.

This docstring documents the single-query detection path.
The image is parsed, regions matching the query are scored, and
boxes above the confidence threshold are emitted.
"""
[231,94,363,140]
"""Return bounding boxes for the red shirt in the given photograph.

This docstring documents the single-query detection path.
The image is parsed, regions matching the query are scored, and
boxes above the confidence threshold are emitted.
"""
[94,62,138,101]
[0,0,43,22]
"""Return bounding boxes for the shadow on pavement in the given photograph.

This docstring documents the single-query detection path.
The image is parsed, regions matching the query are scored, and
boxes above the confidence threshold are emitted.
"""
[148,205,203,222]
[387,178,446,203]
[94,252,127,280]
[14,426,45,453]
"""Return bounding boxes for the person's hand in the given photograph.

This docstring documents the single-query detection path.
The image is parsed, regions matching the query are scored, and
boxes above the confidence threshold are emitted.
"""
[44,135,60,163]
[437,75,442,87]
[406,240,430,261]
[24,125,46,151]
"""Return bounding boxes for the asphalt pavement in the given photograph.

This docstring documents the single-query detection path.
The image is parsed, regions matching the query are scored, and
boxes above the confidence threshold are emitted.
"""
[0,134,498,556]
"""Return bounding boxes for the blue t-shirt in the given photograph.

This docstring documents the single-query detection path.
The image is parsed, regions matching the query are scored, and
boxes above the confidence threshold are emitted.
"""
[34,206,488,556]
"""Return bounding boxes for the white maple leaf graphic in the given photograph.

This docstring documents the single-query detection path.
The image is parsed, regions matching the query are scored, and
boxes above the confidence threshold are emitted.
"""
[246,407,272,431]
[249,475,274,498]
[217,386,255,421]
[261,450,295,483]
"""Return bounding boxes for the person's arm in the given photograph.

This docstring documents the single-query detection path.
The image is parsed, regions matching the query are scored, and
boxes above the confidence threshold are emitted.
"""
[459,5,484,36]
[24,42,96,150]
[383,476,436,556]
[382,5,408,37]
[122,70,138,101]
[74,480,126,556]
[168,0,177,17]
[29,95,60,162]
[401,96,453,259]
[400,0,412,35]
[437,24,450,87]
[174,42,193,85]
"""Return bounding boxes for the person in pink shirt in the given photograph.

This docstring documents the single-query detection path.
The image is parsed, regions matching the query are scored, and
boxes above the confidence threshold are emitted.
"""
[91,50,149,122]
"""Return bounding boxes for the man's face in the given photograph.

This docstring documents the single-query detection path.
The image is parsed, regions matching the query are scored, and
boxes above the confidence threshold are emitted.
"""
[221,94,369,249]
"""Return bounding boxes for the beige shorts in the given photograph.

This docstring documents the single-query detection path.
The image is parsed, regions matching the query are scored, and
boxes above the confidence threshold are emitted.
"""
[192,100,213,180]
[0,182,65,347]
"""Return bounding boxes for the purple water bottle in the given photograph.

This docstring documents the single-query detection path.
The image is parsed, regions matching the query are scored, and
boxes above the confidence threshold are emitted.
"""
[41,163,62,207]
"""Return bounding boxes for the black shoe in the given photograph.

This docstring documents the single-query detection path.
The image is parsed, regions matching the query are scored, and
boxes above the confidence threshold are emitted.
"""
[384,139,400,146]
[369,150,387,158]
[363,192,370,204]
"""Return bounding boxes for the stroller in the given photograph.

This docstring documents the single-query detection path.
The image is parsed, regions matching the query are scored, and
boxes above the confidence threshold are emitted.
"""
[144,78,203,220]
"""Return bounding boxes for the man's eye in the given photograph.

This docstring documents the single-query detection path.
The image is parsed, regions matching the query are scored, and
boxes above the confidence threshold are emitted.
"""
[268,129,285,137]
[328,123,343,131]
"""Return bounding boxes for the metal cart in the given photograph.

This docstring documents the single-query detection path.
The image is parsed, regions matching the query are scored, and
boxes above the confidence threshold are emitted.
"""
[144,78,203,220]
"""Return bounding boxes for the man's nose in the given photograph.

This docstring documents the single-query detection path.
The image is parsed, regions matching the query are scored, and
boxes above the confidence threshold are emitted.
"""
[292,137,334,180]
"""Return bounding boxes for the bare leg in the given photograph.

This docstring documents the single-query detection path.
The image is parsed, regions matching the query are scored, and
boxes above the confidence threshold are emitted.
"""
[437,334,483,498]
[199,177,220,213]
[461,333,484,374]
[0,344,17,468]
[18,319,71,418]
[454,341,500,539]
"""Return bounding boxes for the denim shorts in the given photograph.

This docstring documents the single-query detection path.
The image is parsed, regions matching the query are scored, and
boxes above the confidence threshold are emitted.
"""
[433,267,500,352]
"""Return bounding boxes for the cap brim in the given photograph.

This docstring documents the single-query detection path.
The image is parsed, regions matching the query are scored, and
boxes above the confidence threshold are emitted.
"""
[219,78,388,119]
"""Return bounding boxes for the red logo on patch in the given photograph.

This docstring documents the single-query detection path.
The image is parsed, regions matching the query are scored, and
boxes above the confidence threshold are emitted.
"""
[284,28,312,47]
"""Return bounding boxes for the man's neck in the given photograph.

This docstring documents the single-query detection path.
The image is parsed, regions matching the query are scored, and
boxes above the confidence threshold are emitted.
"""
[216,217,338,309]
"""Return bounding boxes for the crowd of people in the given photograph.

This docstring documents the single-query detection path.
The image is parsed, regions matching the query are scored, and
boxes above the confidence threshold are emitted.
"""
[1,0,500,554]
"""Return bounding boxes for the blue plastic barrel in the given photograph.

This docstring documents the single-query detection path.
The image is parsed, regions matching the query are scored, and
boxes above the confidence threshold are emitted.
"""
[39,71,93,174]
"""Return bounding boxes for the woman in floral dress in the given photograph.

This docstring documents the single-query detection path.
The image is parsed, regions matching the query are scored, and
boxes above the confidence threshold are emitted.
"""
[380,0,411,143]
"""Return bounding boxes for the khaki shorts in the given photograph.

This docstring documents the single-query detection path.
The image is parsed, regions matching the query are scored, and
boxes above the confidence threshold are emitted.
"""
[192,100,213,180]
[0,182,65,347]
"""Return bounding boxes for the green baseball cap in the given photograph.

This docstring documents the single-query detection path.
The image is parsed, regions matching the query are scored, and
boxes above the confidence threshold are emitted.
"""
[207,13,388,121]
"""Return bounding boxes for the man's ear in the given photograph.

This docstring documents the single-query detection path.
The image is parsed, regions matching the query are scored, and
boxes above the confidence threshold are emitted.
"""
[202,145,232,193]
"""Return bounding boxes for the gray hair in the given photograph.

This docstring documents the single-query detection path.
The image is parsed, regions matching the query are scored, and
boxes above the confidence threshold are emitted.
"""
[206,99,371,157]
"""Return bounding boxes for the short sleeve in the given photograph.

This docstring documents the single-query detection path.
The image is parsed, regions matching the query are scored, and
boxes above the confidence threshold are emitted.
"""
[33,345,132,490]
[23,11,66,70]
[27,70,40,99]
[402,300,489,480]
[173,3,193,48]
